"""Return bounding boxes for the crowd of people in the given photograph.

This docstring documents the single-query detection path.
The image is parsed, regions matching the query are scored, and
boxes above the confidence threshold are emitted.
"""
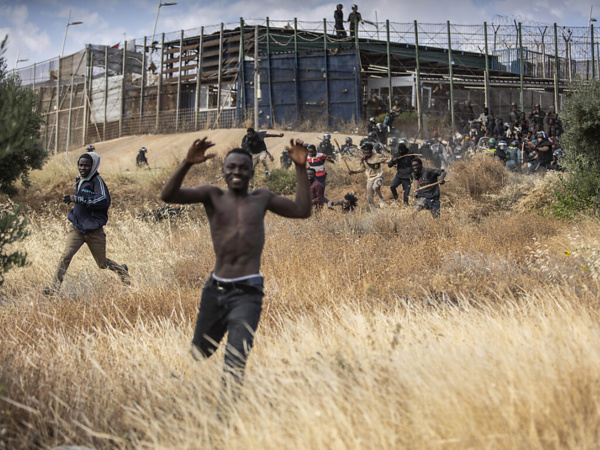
[44,111,563,398]
[270,98,564,217]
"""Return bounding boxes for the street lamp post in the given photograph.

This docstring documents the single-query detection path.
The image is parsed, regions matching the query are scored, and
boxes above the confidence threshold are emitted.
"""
[12,50,28,75]
[151,1,178,47]
[61,9,83,57]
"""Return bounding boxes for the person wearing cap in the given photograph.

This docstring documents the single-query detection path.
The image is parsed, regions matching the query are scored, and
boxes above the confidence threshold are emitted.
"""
[347,4,364,39]
[349,142,388,210]
[334,4,347,39]
[136,147,149,168]
[43,152,130,295]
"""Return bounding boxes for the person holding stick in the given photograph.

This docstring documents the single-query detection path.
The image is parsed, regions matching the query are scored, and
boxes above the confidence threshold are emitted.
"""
[388,138,419,206]
[161,137,311,393]
[411,158,446,218]
[349,142,389,211]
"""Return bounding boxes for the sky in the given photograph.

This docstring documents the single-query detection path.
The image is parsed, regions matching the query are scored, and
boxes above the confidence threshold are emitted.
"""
[0,0,597,70]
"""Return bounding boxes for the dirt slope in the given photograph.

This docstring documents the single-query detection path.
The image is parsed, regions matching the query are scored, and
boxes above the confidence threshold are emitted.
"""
[84,129,351,172]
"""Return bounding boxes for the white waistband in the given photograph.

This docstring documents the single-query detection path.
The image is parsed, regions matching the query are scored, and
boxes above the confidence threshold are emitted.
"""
[212,272,263,283]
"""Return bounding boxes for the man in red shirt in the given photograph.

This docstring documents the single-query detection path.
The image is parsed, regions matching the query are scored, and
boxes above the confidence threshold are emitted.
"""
[307,144,334,190]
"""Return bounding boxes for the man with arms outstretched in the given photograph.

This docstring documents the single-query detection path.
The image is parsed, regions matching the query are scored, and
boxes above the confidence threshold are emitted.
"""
[161,137,311,391]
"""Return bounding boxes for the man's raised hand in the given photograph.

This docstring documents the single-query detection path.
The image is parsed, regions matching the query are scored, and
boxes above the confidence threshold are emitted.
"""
[285,139,308,166]
[186,137,216,165]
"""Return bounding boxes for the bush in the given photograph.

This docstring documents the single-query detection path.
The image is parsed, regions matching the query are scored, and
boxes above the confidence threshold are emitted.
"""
[551,81,600,218]
[262,168,296,195]
[0,204,29,286]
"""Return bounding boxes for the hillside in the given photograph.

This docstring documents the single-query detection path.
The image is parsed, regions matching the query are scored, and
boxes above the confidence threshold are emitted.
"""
[4,130,600,449]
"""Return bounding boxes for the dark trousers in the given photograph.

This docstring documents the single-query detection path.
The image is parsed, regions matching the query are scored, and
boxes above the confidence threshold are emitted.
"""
[414,197,441,218]
[316,173,327,189]
[390,175,412,204]
[192,277,264,387]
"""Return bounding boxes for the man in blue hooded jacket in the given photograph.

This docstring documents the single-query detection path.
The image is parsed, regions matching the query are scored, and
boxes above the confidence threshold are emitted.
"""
[43,152,129,295]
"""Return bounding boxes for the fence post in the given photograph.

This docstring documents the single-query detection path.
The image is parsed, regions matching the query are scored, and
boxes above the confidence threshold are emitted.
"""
[447,21,455,135]
[592,24,596,80]
[519,23,524,113]
[554,23,559,112]
[266,17,274,128]
[55,55,60,154]
[239,18,246,126]
[386,20,392,111]
[177,30,183,132]
[156,33,164,132]
[195,27,204,130]
[103,47,108,142]
[66,71,75,156]
[414,20,423,132]
[83,45,90,145]
[254,25,260,130]
[120,40,126,138]
[484,22,489,108]
[216,24,224,129]
[294,18,300,125]
[140,36,147,133]
[324,18,330,129]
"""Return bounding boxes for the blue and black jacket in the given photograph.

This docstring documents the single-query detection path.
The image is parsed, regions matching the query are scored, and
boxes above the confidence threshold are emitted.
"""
[68,153,111,233]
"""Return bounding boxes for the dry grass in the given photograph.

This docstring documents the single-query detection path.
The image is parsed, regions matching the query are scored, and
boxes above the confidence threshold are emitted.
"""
[2,150,600,449]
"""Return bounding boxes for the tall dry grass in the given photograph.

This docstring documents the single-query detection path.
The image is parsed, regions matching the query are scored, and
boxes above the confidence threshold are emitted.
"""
[2,155,600,448]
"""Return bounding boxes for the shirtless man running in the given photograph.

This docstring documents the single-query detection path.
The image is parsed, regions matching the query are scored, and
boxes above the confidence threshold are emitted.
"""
[161,137,311,389]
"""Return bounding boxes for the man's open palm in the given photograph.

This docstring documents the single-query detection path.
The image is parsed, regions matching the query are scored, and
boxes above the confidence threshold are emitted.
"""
[286,139,308,166]
[186,137,216,164]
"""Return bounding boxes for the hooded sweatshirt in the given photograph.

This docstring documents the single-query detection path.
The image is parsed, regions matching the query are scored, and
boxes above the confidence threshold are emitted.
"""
[68,152,111,233]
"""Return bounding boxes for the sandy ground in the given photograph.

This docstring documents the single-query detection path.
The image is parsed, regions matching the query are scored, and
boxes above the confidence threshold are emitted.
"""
[82,129,351,172]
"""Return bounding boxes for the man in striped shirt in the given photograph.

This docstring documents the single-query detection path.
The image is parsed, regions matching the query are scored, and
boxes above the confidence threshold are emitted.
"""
[307,144,335,190]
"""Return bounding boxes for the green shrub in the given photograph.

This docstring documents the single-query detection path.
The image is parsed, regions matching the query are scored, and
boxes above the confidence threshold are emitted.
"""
[0,204,29,286]
[261,168,296,195]
[551,80,600,218]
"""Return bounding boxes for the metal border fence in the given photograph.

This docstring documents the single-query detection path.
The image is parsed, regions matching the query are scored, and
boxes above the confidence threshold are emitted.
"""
[12,18,599,154]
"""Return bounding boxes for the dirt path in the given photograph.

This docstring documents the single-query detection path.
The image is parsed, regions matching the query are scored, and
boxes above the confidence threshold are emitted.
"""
[81,129,350,172]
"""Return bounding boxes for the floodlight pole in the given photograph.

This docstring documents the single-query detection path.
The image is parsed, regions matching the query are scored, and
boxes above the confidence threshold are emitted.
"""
[61,9,83,57]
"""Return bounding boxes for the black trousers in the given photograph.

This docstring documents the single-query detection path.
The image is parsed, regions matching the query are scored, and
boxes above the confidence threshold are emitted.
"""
[390,175,412,204]
[192,276,264,387]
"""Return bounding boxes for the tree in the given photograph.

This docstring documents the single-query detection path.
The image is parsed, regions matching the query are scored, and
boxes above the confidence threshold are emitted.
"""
[0,35,48,197]
[0,35,43,283]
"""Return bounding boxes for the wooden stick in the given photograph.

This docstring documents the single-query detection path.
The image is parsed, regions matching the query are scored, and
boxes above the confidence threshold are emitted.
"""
[415,180,446,192]
[334,138,352,171]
